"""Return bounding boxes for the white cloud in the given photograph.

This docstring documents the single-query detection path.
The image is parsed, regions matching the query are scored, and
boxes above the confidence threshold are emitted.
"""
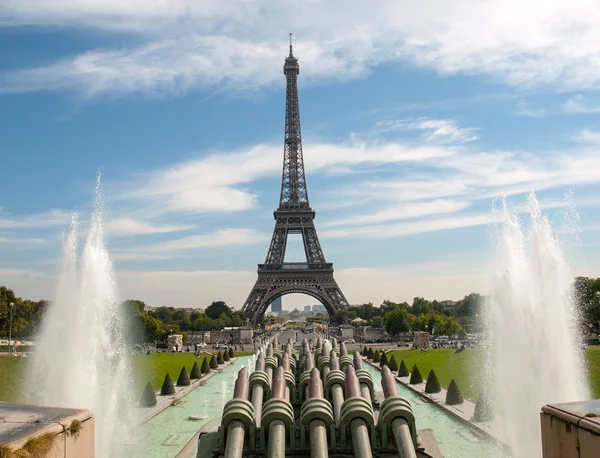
[573,129,600,143]
[5,1,600,96]
[113,228,266,259]
[122,140,455,216]
[0,209,71,229]
[322,214,495,240]
[562,94,600,114]
[105,217,193,236]
[321,200,471,228]
[515,102,546,118]
[374,118,478,143]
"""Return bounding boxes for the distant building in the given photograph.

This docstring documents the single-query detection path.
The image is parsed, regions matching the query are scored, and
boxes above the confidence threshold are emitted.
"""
[312,304,327,313]
[304,305,311,312]
[440,300,455,310]
[271,297,282,312]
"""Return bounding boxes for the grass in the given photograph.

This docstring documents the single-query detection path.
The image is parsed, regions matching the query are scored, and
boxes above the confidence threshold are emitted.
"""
[385,349,486,400]
[3,348,600,404]
[0,356,27,403]
[385,347,600,401]
[0,351,255,403]
[585,347,600,399]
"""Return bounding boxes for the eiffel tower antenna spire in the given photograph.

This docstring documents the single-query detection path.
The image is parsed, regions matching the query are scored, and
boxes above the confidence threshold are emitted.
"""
[242,36,349,326]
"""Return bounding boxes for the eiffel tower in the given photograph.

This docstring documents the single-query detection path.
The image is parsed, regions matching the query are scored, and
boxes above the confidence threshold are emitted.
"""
[242,35,349,326]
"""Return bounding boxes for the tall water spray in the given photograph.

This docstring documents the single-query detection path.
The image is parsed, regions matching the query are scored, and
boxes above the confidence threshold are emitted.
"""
[487,192,589,457]
[29,178,132,457]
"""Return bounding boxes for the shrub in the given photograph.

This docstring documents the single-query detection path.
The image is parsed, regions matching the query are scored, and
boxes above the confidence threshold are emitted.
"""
[160,373,175,395]
[446,379,464,405]
[425,370,441,393]
[140,381,157,407]
[217,351,224,365]
[409,365,423,384]
[373,350,381,363]
[380,351,388,367]
[228,347,234,358]
[190,361,201,379]
[388,355,398,372]
[473,391,494,422]
[210,354,218,369]
[177,366,191,386]
[201,357,211,374]
[398,360,410,377]
[224,351,230,362]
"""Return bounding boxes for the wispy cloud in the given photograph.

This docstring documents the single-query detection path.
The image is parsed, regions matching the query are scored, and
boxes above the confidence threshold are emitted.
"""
[112,228,267,260]
[515,102,546,118]
[5,1,600,96]
[374,118,478,143]
[321,200,471,228]
[105,218,193,236]
[120,140,455,216]
[562,94,600,114]
[0,209,71,229]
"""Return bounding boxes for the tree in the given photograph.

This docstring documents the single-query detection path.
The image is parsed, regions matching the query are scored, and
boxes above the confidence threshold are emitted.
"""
[384,308,412,336]
[370,316,384,328]
[205,301,232,320]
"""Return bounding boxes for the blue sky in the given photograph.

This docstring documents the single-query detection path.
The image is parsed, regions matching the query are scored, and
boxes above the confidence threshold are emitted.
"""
[1,1,600,310]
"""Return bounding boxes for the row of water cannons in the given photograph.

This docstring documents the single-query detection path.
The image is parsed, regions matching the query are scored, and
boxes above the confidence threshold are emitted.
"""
[209,336,421,458]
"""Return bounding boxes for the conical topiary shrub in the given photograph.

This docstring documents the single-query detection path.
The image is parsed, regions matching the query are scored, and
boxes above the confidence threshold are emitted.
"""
[373,350,381,363]
[210,354,218,369]
[425,369,441,393]
[398,360,410,377]
[160,373,175,395]
[201,357,211,374]
[177,366,191,386]
[140,381,157,407]
[190,361,201,379]
[217,351,224,365]
[409,364,423,384]
[228,347,234,358]
[367,347,373,359]
[224,350,230,362]
[388,355,398,372]
[445,379,463,405]
[473,391,494,422]
[380,351,388,367]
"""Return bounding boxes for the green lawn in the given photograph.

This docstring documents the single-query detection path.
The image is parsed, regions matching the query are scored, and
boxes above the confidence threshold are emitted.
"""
[0,357,27,403]
[384,348,486,400]
[0,351,254,403]
[3,348,600,405]
[585,347,600,399]
[385,347,600,401]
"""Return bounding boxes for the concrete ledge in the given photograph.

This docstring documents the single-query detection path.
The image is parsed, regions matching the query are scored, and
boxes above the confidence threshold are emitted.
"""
[0,402,95,458]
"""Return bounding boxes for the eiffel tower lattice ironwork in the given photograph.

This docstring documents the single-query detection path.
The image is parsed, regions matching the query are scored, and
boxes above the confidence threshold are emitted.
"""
[242,35,349,325]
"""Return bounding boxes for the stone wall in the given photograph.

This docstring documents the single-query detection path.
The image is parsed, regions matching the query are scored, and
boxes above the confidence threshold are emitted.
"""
[413,331,430,349]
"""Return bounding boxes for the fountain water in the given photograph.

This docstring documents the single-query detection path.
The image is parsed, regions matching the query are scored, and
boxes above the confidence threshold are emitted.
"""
[217,380,231,395]
[487,192,589,457]
[27,176,132,458]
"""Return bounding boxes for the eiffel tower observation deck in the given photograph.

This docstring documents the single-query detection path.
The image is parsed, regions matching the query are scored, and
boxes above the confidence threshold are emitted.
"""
[242,35,349,325]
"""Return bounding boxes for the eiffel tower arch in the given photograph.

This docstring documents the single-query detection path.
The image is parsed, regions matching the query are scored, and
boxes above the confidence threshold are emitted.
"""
[242,35,349,326]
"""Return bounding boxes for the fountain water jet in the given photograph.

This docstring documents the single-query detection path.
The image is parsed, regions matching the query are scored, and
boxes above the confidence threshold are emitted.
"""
[28,176,132,458]
[487,192,589,457]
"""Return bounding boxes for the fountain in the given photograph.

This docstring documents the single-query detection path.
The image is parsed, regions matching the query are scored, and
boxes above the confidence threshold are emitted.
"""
[189,399,210,421]
[27,176,132,458]
[487,192,590,457]
[217,380,231,395]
